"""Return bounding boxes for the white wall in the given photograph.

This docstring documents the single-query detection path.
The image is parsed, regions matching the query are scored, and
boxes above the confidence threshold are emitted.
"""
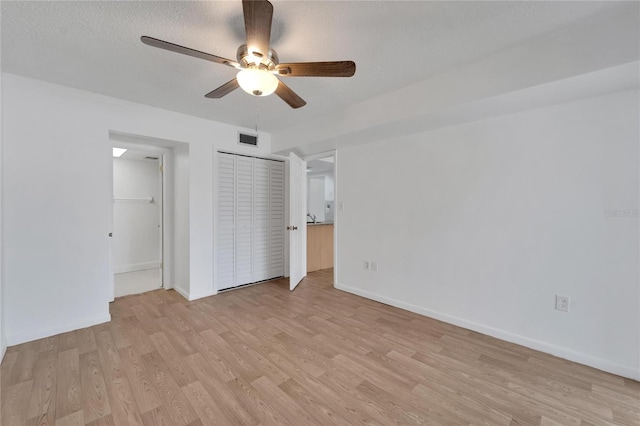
[324,173,335,223]
[0,67,5,361]
[336,89,640,380]
[113,158,161,273]
[307,171,335,223]
[173,144,190,296]
[324,174,335,202]
[1,73,272,346]
[308,177,326,222]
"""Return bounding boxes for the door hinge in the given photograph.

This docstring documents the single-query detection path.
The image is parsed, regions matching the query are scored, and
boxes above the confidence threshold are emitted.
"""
[160,165,164,173]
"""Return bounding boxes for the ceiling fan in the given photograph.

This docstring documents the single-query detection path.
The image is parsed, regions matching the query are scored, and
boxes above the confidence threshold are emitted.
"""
[141,0,356,109]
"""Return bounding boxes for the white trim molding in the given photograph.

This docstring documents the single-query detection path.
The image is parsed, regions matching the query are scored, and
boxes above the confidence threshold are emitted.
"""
[172,284,216,302]
[335,282,640,381]
[6,314,111,347]
[114,261,162,274]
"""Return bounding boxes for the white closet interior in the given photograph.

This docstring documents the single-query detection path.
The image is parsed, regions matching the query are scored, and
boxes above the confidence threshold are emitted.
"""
[217,152,285,291]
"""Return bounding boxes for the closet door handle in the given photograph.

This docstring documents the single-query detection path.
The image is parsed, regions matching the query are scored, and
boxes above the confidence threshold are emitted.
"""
[287,226,298,231]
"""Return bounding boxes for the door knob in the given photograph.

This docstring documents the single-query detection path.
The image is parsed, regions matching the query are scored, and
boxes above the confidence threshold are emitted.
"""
[292,226,298,230]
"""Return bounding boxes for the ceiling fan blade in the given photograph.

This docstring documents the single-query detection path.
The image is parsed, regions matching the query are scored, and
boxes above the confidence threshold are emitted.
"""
[205,79,240,98]
[276,61,356,77]
[141,36,240,69]
[242,0,273,57]
[275,80,306,109]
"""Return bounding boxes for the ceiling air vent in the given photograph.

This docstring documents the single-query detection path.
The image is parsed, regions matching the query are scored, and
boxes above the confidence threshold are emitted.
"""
[238,132,258,147]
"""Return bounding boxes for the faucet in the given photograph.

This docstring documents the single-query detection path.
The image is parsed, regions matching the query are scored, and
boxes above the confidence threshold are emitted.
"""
[307,213,316,223]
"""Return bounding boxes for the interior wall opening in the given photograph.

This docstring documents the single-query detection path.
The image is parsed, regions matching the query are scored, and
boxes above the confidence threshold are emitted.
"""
[108,131,190,302]
[305,154,335,274]
[112,146,164,297]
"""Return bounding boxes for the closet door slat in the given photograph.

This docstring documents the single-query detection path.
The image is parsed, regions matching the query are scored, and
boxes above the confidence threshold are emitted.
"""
[269,161,285,278]
[235,156,254,286]
[252,158,270,282]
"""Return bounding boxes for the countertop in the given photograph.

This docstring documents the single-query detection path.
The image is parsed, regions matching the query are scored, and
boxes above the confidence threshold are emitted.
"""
[307,222,333,226]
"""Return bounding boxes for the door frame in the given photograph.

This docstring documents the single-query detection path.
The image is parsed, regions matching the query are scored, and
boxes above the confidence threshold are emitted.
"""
[109,140,173,301]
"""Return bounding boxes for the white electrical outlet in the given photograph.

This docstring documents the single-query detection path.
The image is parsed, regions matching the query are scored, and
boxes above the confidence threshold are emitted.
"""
[555,295,570,312]
[363,260,370,271]
[371,261,378,272]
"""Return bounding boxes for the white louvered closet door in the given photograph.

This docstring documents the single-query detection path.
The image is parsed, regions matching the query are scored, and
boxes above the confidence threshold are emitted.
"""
[269,161,285,278]
[217,153,236,290]
[235,156,254,286]
[252,159,270,282]
[217,153,285,291]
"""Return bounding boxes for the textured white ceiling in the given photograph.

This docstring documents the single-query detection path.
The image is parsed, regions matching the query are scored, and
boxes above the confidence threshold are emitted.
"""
[307,158,334,175]
[1,1,622,133]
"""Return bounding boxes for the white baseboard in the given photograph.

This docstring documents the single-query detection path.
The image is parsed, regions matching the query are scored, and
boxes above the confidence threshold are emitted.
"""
[172,284,216,302]
[114,261,161,274]
[173,285,190,300]
[6,313,112,347]
[188,290,217,301]
[335,282,639,381]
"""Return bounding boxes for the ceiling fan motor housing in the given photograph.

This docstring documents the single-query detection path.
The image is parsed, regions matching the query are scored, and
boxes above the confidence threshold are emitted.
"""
[237,44,278,71]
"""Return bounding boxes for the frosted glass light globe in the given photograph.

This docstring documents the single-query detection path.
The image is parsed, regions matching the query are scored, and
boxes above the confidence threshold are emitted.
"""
[237,68,278,97]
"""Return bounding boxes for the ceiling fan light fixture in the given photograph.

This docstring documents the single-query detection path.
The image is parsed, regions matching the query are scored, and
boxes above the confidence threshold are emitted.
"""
[142,0,355,108]
[237,68,278,97]
[112,147,127,157]
[244,52,261,67]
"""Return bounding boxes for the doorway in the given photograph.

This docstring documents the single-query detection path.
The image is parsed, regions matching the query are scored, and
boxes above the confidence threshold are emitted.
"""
[305,155,335,273]
[112,146,164,297]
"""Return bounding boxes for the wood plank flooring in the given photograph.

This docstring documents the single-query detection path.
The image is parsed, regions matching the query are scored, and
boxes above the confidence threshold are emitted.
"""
[2,268,638,425]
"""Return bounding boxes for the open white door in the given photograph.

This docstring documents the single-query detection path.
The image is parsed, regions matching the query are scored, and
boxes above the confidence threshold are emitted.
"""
[288,152,307,290]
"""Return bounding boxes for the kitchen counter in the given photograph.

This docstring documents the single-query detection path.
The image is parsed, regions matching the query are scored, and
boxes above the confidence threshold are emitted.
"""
[307,223,334,272]
[307,222,333,226]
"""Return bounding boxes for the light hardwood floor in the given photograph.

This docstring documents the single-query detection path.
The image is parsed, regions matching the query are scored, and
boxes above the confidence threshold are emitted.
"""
[1,269,638,425]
